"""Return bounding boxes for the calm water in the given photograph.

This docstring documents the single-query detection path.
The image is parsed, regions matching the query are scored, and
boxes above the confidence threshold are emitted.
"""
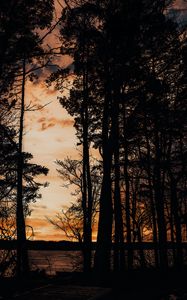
[29,250,83,275]
[28,249,161,275]
[1,248,187,276]
[29,249,187,275]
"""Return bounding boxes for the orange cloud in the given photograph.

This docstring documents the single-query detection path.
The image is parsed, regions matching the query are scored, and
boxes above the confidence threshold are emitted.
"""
[38,117,46,123]
[26,218,48,228]
[26,216,68,241]
[59,119,74,127]
[48,117,74,127]
[34,232,67,241]
[41,122,55,131]
[38,116,74,131]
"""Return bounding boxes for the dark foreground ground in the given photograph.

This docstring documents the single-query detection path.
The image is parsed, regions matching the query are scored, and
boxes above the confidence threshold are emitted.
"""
[0,269,187,300]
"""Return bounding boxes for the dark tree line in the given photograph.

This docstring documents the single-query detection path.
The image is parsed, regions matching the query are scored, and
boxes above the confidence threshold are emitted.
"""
[49,0,187,273]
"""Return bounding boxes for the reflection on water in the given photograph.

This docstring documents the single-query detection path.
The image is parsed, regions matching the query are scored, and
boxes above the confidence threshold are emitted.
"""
[1,248,187,276]
[29,249,187,275]
[29,250,83,275]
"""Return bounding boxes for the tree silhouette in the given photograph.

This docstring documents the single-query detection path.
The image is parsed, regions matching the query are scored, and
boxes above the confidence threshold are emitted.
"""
[48,156,101,270]
[52,0,187,273]
[0,0,54,277]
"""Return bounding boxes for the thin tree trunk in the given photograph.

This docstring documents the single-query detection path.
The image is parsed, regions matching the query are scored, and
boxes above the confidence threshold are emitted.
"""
[168,185,176,266]
[153,129,168,269]
[170,176,183,268]
[137,227,146,268]
[80,24,93,272]
[123,108,133,269]
[82,111,92,272]
[82,74,92,272]
[144,115,159,268]
[85,72,93,273]
[16,58,29,277]
[113,100,125,272]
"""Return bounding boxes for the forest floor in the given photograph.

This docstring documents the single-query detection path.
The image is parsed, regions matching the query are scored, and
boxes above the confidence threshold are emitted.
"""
[0,269,187,300]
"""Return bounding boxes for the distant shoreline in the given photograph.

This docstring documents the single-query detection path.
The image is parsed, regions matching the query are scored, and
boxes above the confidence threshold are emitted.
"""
[0,240,187,251]
[0,240,83,250]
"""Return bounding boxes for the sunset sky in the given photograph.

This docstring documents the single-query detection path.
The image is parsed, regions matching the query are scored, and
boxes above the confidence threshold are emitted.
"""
[24,0,187,241]
[24,0,78,240]
[24,80,78,241]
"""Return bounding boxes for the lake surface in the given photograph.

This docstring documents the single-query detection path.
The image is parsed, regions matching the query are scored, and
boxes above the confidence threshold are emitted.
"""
[1,247,187,276]
[29,248,187,275]
[29,250,84,275]
[28,249,159,275]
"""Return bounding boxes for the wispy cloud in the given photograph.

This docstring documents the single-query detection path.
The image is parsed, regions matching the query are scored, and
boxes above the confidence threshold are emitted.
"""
[37,116,74,131]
